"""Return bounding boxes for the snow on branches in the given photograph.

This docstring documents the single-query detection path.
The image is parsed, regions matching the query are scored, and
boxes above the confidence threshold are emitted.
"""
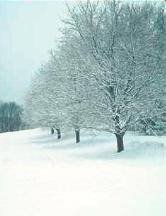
[24,0,166,152]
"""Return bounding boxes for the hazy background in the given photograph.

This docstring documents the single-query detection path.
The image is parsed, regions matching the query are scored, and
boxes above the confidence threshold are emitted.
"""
[0,0,68,104]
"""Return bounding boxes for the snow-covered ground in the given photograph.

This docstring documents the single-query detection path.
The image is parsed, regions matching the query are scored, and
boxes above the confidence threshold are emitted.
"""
[0,128,165,216]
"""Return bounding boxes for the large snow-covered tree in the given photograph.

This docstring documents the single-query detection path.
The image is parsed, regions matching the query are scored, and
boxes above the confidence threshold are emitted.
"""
[65,0,166,151]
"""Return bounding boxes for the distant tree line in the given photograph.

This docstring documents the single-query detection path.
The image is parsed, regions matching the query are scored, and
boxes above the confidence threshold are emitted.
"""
[24,0,166,152]
[0,101,24,133]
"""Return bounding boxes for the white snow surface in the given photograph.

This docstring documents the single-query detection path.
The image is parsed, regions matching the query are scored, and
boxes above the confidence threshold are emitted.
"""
[0,128,165,216]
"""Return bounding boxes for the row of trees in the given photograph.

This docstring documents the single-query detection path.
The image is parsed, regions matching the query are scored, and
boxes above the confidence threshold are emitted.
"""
[24,0,166,152]
[0,101,23,133]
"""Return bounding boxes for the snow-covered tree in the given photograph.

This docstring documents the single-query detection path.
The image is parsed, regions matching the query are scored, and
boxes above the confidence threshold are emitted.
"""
[24,59,66,139]
[65,0,166,151]
[54,32,97,143]
[137,2,166,135]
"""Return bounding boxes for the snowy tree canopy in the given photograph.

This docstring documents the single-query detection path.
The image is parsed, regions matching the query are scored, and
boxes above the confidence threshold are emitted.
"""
[24,0,166,152]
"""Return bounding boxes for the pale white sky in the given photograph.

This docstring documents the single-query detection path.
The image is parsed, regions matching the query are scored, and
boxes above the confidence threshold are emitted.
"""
[0,0,68,104]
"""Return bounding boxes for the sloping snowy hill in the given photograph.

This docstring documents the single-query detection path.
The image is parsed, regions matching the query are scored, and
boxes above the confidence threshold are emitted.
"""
[0,128,165,216]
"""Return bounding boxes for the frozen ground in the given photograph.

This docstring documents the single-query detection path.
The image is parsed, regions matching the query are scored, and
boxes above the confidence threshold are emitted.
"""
[0,128,165,216]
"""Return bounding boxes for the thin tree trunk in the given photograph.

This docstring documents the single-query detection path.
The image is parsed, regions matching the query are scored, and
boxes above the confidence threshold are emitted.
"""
[75,129,80,143]
[115,133,124,152]
[51,127,54,134]
[56,128,61,139]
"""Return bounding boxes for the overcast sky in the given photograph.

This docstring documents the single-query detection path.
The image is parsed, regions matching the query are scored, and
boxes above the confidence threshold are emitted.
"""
[0,0,68,104]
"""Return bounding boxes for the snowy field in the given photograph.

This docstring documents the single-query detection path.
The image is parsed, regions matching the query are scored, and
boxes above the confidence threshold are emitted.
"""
[0,128,165,216]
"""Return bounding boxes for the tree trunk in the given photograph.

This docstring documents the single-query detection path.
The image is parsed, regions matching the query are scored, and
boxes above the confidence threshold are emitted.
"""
[75,129,80,143]
[56,128,61,139]
[115,133,124,152]
[51,128,54,134]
